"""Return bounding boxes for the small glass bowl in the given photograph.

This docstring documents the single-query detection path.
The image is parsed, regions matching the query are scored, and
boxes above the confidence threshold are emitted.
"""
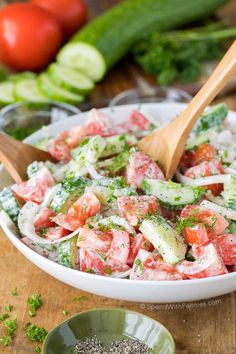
[0,101,80,140]
[109,86,192,106]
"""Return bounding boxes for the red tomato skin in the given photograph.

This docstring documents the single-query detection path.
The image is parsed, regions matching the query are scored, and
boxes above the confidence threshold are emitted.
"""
[128,110,151,130]
[32,0,87,39]
[176,243,227,279]
[77,226,112,252]
[107,229,130,264]
[212,234,236,266]
[48,126,86,162]
[126,151,165,187]
[127,233,152,265]
[11,167,54,204]
[0,3,63,71]
[181,205,228,236]
[86,109,117,137]
[44,226,70,240]
[130,249,183,280]
[34,207,56,232]
[193,144,217,165]
[183,224,210,247]
[184,160,224,196]
[117,195,161,226]
[53,190,101,231]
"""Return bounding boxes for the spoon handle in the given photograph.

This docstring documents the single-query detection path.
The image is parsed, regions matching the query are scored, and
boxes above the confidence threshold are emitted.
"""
[168,40,236,139]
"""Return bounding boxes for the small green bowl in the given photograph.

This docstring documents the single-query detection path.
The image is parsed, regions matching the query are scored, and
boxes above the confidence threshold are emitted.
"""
[42,307,175,354]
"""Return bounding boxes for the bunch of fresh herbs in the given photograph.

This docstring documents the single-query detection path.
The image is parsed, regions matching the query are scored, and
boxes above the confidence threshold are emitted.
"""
[132,24,236,86]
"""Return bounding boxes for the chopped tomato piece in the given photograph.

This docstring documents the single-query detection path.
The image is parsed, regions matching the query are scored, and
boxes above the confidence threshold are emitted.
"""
[77,226,112,252]
[179,150,196,172]
[212,234,236,265]
[107,229,130,264]
[193,144,217,165]
[34,207,55,232]
[53,190,101,231]
[85,109,117,137]
[117,195,160,226]
[128,110,151,130]
[184,160,224,196]
[43,226,70,240]
[176,243,227,278]
[127,233,152,265]
[12,166,54,204]
[126,151,165,187]
[183,223,210,247]
[130,249,183,280]
[80,248,130,276]
[48,126,86,162]
[181,205,228,237]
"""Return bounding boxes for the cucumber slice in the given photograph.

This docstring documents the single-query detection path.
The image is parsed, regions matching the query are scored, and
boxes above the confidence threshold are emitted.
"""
[38,73,84,104]
[57,236,78,269]
[48,63,94,95]
[186,131,210,151]
[140,216,187,264]
[0,82,15,105]
[0,187,20,224]
[142,179,205,209]
[57,42,106,82]
[101,135,128,158]
[14,79,48,102]
[194,103,228,134]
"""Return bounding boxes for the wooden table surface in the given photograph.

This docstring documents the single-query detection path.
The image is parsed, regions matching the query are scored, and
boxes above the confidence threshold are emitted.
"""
[1,1,236,353]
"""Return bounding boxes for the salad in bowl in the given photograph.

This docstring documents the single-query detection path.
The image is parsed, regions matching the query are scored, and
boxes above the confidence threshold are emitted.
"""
[1,102,236,282]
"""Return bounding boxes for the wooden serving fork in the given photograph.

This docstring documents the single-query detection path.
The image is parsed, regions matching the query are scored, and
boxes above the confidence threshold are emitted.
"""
[0,133,53,183]
[137,40,236,179]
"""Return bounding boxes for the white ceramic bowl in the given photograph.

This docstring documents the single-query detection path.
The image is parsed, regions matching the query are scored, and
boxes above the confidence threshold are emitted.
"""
[1,103,236,303]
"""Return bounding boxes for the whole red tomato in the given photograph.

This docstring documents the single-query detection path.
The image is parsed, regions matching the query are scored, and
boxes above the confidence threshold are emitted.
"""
[32,0,87,39]
[0,3,63,71]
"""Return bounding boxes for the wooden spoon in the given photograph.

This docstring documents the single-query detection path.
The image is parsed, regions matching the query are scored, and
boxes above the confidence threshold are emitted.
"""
[137,40,236,180]
[0,133,54,184]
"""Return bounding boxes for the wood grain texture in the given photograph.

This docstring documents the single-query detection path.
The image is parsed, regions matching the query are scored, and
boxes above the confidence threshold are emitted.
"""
[0,1,236,353]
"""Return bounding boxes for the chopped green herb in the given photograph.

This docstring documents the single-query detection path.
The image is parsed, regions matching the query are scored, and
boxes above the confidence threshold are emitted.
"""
[104,267,112,275]
[11,288,18,296]
[35,345,41,353]
[0,313,10,321]
[4,317,17,336]
[0,336,11,346]
[27,294,42,316]
[72,295,88,302]
[5,305,13,312]
[24,323,48,343]
[62,309,69,316]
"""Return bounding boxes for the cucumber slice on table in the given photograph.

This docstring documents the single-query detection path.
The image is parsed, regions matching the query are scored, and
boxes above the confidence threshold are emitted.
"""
[14,78,48,102]
[57,42,106,82]
[38,73,84,104]
[0,82,15,105]
[48,63,94,95]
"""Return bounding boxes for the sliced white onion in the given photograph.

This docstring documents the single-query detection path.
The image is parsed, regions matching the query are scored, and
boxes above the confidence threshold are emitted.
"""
[98,216,136,236]
[205,191,225,206]
[224,167,236,175]
[112,268,131,278]
[18,201,81,245]
[200,200,236,220]
[175,170,232,187]
[18,202,51,244]
[41,184,61,209]
[86,163,104,179]
[52,227,82,244]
